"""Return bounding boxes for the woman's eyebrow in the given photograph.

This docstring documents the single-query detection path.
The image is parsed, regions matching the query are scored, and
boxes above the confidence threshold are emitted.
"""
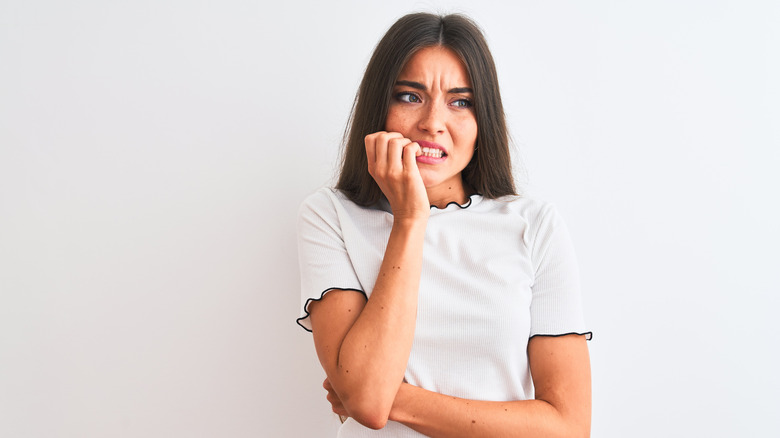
[395,80,473,94]
[395,80,426,90]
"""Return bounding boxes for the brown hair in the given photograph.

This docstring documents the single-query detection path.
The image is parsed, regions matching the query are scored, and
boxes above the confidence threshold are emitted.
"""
[336,13,516,206]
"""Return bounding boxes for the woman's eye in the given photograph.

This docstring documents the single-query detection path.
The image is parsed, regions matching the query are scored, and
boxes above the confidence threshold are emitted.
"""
[397,92,421,103]
[452,99,473,108]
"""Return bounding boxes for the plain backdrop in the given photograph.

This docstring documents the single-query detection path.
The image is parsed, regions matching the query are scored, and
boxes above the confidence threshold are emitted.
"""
[1,0,778,436]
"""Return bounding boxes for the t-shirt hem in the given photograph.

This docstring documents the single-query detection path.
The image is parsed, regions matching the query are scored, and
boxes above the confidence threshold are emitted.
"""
[530,331,593,341]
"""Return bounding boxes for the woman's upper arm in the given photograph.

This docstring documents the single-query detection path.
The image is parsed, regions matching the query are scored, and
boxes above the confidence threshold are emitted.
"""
[308,289,368,381]
[528,334,592,437]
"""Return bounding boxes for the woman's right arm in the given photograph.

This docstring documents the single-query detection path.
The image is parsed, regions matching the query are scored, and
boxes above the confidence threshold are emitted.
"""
[308,132,429,430]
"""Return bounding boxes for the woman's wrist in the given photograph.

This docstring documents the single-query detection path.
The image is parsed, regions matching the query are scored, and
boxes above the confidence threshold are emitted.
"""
[391,214,429,231]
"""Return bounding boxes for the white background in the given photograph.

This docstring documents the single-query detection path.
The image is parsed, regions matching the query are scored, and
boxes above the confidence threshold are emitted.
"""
[1,0,778,436]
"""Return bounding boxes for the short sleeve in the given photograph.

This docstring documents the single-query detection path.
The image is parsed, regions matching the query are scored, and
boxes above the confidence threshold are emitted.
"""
[295,189,365,332]
[529,204,592,340]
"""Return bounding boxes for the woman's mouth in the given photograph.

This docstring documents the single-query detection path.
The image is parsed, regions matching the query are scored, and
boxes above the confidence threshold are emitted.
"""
[415,140,448,163]
[420,146,445,158]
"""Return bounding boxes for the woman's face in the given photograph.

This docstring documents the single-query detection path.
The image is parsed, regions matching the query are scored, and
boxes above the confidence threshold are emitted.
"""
[385,46,478,194]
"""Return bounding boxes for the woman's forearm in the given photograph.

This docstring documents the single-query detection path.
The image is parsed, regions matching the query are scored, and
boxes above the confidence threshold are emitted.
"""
[387,334,592,437]
[333,218,427,427]
[389,383,587,438]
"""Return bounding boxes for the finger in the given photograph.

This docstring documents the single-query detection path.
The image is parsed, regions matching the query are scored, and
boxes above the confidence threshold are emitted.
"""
[402,142,422,172]
[364,132,382,168]
[329,398,346,414]
[372,133,388,172]
[373,132,403,172]
[325,387,346,415]
[387,137,412,173]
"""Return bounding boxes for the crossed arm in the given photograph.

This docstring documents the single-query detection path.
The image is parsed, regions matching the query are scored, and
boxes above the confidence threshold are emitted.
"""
[310,280,591,437]
[324,334,591,437]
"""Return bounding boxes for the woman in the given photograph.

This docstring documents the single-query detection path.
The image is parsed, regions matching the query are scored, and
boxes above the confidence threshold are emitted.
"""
[296,12,592,437]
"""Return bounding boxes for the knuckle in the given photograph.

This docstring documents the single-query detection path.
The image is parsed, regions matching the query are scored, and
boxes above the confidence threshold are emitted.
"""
[365,131,383,141]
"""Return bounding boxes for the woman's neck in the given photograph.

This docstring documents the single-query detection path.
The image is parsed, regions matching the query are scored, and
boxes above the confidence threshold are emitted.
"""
[426,179,473,209]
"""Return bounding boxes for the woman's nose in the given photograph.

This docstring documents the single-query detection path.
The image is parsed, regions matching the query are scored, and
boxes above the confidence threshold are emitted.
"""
[417,103,446,134]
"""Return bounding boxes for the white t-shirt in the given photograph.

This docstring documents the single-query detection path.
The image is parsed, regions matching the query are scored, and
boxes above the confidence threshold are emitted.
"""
[297,187,591,437]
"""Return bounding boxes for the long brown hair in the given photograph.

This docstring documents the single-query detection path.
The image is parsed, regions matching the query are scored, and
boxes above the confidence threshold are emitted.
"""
[336,13,516,206]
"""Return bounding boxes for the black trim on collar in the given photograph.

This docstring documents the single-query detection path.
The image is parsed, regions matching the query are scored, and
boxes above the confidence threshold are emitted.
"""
[296,287,368,332]
[430,193,482,210]
[530,331,593,341]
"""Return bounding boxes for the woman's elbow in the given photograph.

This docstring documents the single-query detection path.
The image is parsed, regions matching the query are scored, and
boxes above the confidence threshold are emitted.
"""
[342,392,393,430]
[565,417,591,438]
[346,404,390,430]
[351,411,389,430]
[572,427,590,438]
[331,376,397,429]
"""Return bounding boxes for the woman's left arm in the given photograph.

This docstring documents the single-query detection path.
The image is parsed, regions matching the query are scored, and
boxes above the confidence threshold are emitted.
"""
[326,334,591,437]
[392,334,591,437]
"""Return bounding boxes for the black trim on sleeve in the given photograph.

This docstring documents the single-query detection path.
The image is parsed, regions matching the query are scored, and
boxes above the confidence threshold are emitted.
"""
[530,331,593,341]
[296,287,368,332]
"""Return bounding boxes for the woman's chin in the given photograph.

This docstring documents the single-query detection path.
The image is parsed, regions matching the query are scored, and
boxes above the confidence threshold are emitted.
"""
[419,173,441,190]
[419,172,462,194]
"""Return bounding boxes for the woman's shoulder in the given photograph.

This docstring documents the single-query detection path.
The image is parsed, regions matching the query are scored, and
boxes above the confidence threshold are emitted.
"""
[299,187,385,221]
[479,194,571,251]
[479,193,558,222]
[300,186,340,209]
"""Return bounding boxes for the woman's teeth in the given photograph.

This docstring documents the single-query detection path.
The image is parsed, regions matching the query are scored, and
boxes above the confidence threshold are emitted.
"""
[421,147,444,158]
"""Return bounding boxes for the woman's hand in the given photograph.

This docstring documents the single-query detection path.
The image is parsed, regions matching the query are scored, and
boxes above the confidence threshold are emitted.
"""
[323,378,349,418]
[365,131,430,221]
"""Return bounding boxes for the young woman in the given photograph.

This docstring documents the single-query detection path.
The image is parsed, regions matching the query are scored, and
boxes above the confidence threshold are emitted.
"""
[296,13,592,437]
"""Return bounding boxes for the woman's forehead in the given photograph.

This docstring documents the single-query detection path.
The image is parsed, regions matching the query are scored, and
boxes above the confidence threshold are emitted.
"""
[396,46,471,89]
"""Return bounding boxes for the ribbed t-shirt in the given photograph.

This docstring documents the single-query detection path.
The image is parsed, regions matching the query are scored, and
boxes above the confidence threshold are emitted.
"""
[296,187,591,437]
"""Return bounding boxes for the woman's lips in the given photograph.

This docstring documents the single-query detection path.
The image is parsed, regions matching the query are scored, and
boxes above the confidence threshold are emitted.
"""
[415,140,447,164]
